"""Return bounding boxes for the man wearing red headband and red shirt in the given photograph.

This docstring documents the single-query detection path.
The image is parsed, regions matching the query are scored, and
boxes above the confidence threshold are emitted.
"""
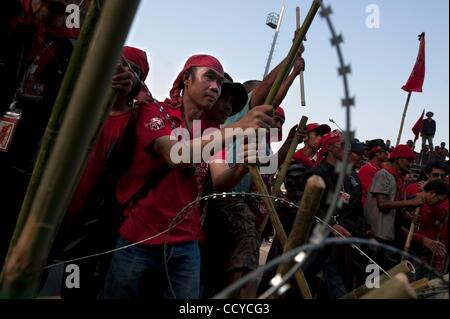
[358,139,390,207]
[364,145,425,268]
[103,54,273,299]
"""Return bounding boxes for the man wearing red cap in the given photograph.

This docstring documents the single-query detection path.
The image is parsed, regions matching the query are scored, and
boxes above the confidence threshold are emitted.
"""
[364,144,424,268]
[103,54,273,299]
[358,139,389,207]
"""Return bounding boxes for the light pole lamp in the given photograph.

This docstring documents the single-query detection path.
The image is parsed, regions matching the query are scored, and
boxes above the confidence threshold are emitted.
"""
[263,5,285,79]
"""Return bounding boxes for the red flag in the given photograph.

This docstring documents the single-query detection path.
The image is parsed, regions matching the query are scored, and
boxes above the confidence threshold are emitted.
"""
[412,109,425,138]
[402,33,426,93]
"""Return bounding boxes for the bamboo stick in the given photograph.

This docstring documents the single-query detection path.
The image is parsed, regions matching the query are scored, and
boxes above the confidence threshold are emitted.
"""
[276,176,325,277]
[271,116,308,198]
[341,260,416,299]
[3,0,103,266]
[404,206,421,254]
[396,92,412,146]
[296,6,306,107]
[361,273,417,299]
[0,0,141,298]
[249,0,322,300]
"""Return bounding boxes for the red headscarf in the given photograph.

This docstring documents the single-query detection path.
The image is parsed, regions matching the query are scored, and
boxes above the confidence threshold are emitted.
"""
[122,46,149,81]
[274,106,285,120]
[316,130,343,163]
[389,144,416,160]
[165,54,224,108]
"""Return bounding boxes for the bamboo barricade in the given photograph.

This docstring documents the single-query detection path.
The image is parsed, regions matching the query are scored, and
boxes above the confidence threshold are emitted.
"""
[270,116,308,199]
[342,260,416,299]
[248,0,322,300]
[296,6,306,107]
[361,273,417,299]
[0,0,141,298]
[404,206,422,254]
[276,176,325,278]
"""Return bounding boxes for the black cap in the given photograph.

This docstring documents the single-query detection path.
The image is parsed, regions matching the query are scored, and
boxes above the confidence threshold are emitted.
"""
[222,73,248,116]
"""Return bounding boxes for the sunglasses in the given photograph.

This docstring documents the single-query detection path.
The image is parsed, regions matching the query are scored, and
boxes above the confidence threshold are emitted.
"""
[431,173,446,178]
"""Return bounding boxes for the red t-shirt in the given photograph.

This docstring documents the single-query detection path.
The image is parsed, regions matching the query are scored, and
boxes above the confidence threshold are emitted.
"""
[358,161,381,207]
[65,111,133,224]
[116,102,210,246]
[405,182,448,246]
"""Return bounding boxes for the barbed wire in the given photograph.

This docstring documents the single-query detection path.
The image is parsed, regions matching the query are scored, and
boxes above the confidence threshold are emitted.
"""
[213,237,449,299]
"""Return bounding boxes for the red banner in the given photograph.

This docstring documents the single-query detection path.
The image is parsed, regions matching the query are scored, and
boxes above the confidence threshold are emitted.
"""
[402,33,426,93]
[412,109,425,138]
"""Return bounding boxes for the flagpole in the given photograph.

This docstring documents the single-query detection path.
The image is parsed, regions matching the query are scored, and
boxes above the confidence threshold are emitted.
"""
[396,92,412,146]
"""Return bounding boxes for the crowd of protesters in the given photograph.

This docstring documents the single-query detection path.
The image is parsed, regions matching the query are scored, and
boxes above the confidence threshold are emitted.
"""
[1,0,448,300]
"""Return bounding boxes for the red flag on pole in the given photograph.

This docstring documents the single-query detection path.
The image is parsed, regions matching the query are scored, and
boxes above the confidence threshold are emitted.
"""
[402,33,426,93]
[412,109,425,138]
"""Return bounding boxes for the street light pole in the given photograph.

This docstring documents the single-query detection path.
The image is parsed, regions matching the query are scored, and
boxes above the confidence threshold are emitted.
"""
[263,5,285,79]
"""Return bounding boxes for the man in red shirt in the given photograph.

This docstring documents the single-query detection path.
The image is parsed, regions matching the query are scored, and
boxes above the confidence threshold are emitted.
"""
[358,139,389,207]
[103,54,273,299]
[292,123,331,168]
[404,161,448,274]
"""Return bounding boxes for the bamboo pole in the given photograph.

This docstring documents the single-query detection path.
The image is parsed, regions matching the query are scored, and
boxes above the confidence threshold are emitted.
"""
[4,0,103,260]
[396,92,412,146]
[404,206,421,254]
[0,0,141,298]
[276,176,325,277]
[249,0,322,300]
[361,273,417,299]
[296,6,306,107]
[342,260,416,299]
[271,116,308,198]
